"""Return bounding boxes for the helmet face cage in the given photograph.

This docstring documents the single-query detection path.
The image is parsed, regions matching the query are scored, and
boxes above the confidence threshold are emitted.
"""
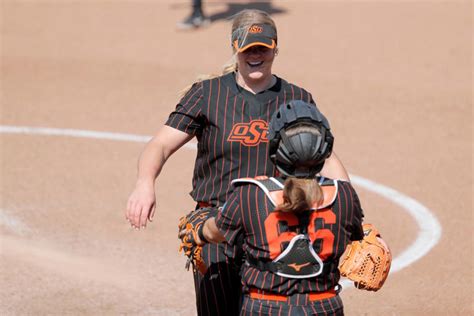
[268,101,334,178]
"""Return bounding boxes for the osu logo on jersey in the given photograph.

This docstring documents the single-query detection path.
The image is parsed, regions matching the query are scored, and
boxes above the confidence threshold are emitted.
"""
[248,25,263,34]
[228,120,268,146]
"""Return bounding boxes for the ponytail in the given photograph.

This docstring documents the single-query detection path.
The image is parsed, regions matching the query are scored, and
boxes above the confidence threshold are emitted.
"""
[274,178,323,213]
[178,55,237,98]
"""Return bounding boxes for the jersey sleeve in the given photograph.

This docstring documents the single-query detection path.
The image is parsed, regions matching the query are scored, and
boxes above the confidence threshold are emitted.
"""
[165,81,205,135]
[214,189,243,247]
[338,181,365,241]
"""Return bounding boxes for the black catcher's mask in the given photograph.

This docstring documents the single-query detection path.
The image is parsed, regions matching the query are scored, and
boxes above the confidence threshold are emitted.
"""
[268,100,334,178]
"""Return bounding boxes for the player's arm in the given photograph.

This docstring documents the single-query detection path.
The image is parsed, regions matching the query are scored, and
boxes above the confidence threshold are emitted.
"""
[319,151,350,181]
[126,125,193,229]
[194,212,237,244]
[201,218,226,243]
[200,191,243,244]
[307,96,350,181]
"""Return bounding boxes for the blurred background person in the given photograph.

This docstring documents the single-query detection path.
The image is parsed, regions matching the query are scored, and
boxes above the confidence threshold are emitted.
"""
[177,0,210,30]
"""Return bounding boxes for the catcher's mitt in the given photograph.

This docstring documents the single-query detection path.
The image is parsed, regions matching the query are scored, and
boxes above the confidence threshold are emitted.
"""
[178,207,219,274]
[339,223,391,291]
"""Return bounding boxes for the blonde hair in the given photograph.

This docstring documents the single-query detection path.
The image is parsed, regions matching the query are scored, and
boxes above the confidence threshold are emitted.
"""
[273,123,325,213]
[179,9,277,97]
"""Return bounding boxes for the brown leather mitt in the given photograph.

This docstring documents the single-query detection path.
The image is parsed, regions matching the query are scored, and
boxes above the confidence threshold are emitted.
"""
[178,207,218,275]
[339,223,391,291]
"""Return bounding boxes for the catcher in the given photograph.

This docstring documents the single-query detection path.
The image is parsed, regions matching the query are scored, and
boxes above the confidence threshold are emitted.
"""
[179,101,391,315]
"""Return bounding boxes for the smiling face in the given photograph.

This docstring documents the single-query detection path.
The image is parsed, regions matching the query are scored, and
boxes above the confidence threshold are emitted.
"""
[236,45,276,84]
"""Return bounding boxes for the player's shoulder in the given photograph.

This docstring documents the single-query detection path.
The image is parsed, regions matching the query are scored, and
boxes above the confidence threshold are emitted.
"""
[231,176,284,206]
[195,72,239,97]
[331,179,359,206]
[280,77,311,93]
[198,72,232,86]
[223,178,262,209]
[184,74,220,91]
[333,179,354,191]
[280,78,315,103]
[231,176,283,196]
[180,80,205,99]
[232,176,283,190]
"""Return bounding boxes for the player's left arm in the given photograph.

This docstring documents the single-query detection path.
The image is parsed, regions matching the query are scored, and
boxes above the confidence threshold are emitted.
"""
[204,189,243,244]
[320,151,350,181]
[307,95,350,182]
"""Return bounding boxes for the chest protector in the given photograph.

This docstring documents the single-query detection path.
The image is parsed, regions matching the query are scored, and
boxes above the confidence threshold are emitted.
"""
[231,176,338,279]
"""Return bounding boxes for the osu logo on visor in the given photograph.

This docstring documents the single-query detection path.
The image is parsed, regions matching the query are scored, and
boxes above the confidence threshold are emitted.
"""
[248,25,263,34]
[228,120,268,146]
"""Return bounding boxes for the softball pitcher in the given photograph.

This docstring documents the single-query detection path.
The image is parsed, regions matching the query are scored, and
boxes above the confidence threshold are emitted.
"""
[126,9,350,316]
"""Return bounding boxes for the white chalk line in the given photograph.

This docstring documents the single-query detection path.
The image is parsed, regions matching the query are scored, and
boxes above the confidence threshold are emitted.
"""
[0,125,197,149]
[0,125,442,288]
[350,175,442,273]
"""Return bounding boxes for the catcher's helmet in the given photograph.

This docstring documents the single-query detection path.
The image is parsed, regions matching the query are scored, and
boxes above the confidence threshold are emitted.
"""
[268,100,334,178]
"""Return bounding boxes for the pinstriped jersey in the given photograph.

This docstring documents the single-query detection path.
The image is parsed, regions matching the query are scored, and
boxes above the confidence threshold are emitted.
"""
[214,179,364,295]
[165,72,315,205]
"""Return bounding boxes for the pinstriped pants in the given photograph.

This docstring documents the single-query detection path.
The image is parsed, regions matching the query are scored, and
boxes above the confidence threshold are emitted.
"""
[193,242,243,316]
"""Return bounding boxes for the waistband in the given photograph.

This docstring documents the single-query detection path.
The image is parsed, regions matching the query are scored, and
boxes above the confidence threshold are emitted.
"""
[248,288,337,302]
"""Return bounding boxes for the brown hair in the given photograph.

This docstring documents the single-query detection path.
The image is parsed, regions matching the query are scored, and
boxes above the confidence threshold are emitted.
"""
[179,9,277,97]
[273,124,324,213]
[274,178,323,213]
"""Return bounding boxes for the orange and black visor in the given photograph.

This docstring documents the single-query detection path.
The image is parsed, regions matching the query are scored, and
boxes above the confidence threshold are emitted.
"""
[232,23,277,53]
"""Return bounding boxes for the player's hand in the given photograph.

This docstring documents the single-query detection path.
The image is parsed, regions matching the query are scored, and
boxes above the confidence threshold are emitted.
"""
[125,180,156,230]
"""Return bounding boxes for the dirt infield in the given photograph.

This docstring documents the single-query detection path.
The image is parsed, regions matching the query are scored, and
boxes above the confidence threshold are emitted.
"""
[1,1,472,315]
